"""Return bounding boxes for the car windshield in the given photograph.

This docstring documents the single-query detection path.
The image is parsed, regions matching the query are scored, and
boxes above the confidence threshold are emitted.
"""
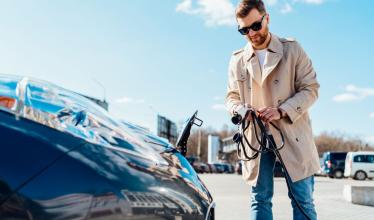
[331,153,347,160]
[322,153,330,160]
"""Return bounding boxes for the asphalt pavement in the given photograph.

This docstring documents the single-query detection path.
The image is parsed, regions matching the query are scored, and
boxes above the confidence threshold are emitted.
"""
[199,174,374,220]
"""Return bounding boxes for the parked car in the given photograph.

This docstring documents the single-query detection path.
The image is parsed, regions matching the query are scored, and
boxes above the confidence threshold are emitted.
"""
[213,163,225,173]
[0,74,215,219]
[193,162,210,174]
[344,151,374,180]
[234,160,284,177]
[220,163,230,173]
[235,161,242,175]
[201,163,211,173]
[228,164,235,173]
[186,156,199,165]
[191,162,203,173]
[321,151,348,178]
[212,163,234,174]
[207,163,217,173]
[186,157,210,173]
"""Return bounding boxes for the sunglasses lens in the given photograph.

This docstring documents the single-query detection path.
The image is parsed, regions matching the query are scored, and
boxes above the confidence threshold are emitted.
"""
[238,22,262,35]
[251,22,262,31]
[238,27,249,35]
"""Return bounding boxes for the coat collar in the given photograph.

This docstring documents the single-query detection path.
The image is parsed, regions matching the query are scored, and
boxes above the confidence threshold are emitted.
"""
[267,33,283,55]
[244,33,284,85]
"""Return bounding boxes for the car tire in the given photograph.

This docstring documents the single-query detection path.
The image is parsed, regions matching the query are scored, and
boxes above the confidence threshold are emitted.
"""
[354,171,367,181]
[333,170,344,179]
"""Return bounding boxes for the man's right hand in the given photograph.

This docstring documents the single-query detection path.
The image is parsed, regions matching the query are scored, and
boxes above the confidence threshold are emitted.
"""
[244,105,254,122]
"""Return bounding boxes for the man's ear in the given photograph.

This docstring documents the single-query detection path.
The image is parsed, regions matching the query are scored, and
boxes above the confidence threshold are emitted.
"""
[266,14,270,25]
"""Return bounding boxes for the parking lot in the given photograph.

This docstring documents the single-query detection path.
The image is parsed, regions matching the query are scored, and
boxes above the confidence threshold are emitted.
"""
[199,174,374,220]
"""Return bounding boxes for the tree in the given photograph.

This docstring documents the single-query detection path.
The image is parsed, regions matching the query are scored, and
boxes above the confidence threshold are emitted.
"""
[315,132,374,156]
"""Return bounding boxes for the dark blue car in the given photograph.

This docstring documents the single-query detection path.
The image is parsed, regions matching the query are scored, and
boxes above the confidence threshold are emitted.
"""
[0,74,214,220]
[322,152,348,178]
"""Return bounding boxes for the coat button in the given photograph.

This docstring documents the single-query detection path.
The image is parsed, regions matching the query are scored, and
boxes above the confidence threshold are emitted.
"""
[296,106,301,112]
[274,79,279,84]
[277,99,282,104]
[296,138,299,142]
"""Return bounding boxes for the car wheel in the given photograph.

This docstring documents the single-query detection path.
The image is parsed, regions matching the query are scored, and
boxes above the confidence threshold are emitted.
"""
[354,171,367,180]
[333,170,344,179]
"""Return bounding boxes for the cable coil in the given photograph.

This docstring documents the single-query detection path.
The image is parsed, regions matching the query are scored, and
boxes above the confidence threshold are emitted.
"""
[233,110,312,220]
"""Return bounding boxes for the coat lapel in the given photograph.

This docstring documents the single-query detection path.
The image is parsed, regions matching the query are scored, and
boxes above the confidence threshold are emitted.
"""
[243,43,262,86]
[262,34,284,83]
[243,34,284,86]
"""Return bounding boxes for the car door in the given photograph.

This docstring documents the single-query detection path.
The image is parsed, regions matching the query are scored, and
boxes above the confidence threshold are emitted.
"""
[366,155,374,178]
[353,155,366,174]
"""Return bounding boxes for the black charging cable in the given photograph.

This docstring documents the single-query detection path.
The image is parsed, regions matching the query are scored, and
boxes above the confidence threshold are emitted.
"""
[232,110,312,220]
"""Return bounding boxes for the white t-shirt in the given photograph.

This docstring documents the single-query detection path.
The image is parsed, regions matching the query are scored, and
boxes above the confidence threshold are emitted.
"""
[254,49,267,109]
[254,49,267,73]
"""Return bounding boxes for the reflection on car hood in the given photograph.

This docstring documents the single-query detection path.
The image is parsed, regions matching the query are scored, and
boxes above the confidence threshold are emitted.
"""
[121,120,174,149]
[0,74,173,164]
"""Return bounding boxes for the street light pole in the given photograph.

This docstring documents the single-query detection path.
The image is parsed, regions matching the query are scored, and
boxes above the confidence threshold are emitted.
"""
[197,129,201,160]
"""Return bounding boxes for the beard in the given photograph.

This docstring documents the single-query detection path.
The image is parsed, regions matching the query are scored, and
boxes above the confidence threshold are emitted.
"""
[248,26,269,47]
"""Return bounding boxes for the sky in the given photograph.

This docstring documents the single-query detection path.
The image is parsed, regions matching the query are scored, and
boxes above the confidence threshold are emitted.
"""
[0,0,373,144]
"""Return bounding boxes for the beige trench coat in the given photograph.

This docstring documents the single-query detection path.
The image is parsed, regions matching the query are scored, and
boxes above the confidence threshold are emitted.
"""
[225,33,320,186]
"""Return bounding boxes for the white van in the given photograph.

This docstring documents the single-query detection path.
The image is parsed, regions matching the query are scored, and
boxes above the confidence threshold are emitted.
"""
[344,151,374,180]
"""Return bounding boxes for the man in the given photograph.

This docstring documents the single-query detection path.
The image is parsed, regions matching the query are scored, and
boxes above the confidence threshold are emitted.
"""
[225,0,320,219]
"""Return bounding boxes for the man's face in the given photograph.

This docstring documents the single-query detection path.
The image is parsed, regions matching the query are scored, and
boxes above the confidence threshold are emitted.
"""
[237,9,269,47]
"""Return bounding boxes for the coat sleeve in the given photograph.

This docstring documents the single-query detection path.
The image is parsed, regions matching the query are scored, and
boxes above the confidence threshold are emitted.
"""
[279,42,320,123]
[225,55,246,116]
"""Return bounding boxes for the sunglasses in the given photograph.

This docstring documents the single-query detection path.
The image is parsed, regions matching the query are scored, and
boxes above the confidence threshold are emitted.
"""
[238,14,266,35]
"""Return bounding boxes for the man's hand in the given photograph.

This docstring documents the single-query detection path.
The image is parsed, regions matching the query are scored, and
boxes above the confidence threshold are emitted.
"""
[258,107,284,123]
[244,104,254,122]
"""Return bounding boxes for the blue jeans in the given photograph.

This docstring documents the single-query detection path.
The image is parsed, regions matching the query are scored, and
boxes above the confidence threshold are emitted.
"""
[250,151,317,220]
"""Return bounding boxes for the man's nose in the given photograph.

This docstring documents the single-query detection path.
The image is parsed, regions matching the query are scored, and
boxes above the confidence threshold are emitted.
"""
[248,29,256,37]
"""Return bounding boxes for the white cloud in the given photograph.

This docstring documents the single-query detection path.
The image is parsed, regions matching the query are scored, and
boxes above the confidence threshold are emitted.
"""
[345,84,374,96]
[212,104,226,110]
[265,0,327,14]
[176,0,329,25]
[370,112,374,118]
[176,0,198,14]
[264,0,278,6]
[332,93,361,102]
[333,84,374,103]
[176,0,236,27]
[115,97,132,104]
[115,96,145,104]
[280,3,293,14]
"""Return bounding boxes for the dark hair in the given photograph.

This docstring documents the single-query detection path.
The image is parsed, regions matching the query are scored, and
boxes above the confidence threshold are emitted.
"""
[236,0,266,18]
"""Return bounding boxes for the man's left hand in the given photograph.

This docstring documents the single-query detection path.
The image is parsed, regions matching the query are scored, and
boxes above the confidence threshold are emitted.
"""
[258,107,282,123]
